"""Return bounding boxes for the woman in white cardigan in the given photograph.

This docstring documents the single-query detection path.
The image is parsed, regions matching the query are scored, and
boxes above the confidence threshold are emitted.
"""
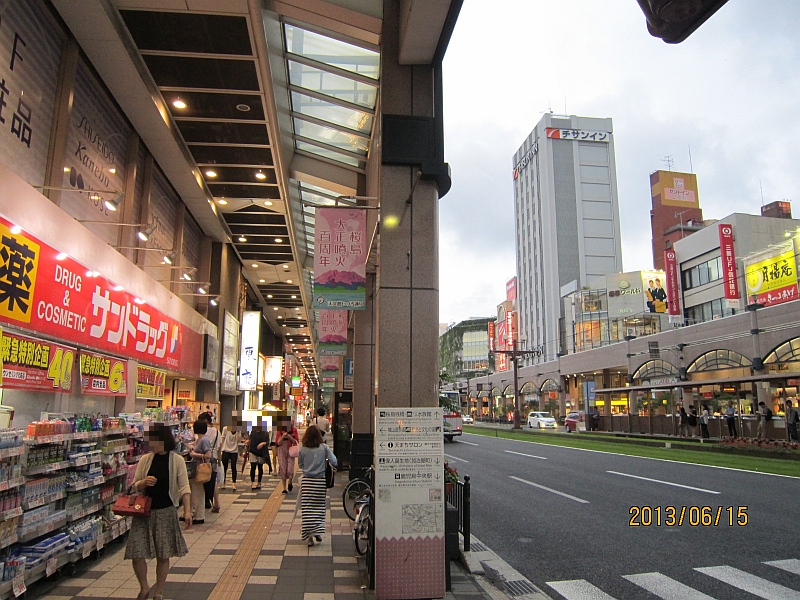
[126,424,192,600]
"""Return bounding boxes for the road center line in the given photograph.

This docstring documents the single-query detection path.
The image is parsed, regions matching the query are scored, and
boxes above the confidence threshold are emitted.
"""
[458,440,479,446]
[505,450,547,460]
[509,476,589,504]
[607,470,721,494]
[444,454,469,463]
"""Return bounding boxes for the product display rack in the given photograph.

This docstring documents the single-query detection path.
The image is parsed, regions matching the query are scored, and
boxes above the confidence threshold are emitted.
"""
[0,422,141,599]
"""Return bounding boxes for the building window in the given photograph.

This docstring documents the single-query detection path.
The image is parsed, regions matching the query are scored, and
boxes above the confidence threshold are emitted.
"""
[682,256,722,290]
[684,298,736,324]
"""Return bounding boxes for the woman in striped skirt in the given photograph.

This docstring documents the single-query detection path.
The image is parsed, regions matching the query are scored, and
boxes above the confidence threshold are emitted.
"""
[297,426,337,546]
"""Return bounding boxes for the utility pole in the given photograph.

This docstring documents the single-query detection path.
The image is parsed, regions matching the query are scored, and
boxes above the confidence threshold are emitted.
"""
[493,339,543,429]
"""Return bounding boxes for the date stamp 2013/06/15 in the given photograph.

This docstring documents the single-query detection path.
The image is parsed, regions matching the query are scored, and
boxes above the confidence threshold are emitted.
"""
[629,506,748,527]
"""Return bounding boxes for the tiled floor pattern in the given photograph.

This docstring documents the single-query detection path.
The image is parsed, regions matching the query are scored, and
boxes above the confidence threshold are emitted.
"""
[26,470,493,600]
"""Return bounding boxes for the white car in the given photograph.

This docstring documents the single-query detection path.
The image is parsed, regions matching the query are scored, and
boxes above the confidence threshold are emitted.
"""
[527,412,557,429]
[462,415,474,424]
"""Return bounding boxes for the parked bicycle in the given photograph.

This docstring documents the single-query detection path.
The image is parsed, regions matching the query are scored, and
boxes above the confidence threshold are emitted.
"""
[342,465,373,520]
[352,487,373,556]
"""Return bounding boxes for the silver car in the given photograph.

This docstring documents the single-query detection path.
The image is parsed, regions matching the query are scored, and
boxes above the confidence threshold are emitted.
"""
[527,411,557,429]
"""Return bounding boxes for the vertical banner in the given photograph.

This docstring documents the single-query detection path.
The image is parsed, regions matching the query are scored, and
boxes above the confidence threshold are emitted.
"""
[375,407,445,599]
[505,310,517,345]
[239,311,260,391]
[718,224,740,309]
[487,321,495,352]
[506,277,517,302]
[79,351,127,395]
[663,250,683,319]
[313,208,366,309]
[317,310,348,355]
[344,358,353,390]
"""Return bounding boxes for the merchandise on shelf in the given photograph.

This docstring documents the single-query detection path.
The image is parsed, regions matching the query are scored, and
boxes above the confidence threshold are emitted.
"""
[0,556,25,582]
[26,445,67,468]
[0,431,24,451]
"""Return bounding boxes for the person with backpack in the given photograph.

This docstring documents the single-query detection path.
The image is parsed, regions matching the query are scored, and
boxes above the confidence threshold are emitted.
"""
[785,399,799,442]
[756,401,771,440]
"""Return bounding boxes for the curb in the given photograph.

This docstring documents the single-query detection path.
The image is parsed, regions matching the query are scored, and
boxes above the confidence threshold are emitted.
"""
[459,534,552,600]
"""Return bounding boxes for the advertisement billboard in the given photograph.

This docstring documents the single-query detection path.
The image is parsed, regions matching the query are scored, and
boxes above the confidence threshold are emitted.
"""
[642,271,668,314]
[263,356,283,384]
[313,208,366,309]
[651,170,699,208]
[744,242,799,307]
[317,309,348,356]
[79,350,127,396]
[718,224,740,309]
[663,250,683,319]
[238,311,260,391]
[1,330,75,393]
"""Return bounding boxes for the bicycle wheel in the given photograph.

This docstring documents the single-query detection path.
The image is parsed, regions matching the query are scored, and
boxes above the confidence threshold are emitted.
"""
[343,479,370,520]
[354,505,371,555]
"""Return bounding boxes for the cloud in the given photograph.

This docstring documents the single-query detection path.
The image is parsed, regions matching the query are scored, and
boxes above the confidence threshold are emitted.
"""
[439,0,800,324]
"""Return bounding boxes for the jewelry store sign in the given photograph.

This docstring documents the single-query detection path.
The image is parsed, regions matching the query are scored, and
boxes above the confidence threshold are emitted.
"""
[375,407,444,600]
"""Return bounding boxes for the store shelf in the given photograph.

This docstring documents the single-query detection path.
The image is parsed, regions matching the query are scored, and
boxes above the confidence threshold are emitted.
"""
[0,534,17,551]
[68,455,102,467]
[0,478,24,493]
[126,454,143,464]
[0,507,22,523]
[26,461,70,476]
[0,447,24,460]
[66,503,101,523]
[25,434,73,444]
[67,476,104,492]
[23,491,66,511]
[105,468,129,481]
[18,517,67,544]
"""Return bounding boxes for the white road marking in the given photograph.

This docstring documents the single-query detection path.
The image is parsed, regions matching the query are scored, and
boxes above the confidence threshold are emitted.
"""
[623,572,716,599]
[607,470,720,494]
[458,440,479,446]
[444,454,469,463]
[546,579,616,599]
[505,450,547,460]
[460,432,800,479]
[696,566,800,599]
[509,476,589,504]
[766,559,800,576]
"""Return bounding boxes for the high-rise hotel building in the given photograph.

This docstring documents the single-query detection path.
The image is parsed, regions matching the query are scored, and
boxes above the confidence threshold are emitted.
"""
[513,114,623,364]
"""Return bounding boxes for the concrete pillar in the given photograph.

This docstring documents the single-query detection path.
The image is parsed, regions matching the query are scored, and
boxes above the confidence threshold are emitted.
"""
[350,274,375,477]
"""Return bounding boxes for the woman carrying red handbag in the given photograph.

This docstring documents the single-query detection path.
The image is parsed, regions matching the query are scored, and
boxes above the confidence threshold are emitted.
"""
[126,424,192,600]
[275,416,299,494]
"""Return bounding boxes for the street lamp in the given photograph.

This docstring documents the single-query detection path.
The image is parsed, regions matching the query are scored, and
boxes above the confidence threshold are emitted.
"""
[493,338,544,429]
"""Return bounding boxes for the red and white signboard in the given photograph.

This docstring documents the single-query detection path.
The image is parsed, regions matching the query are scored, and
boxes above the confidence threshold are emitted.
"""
[718,224,740,309]
[545,128,609,142]
[487,321,495,352]
[79,350,127,396]
[506,277,517,301]
[1,330,76,393]
[0,216,203,376]
[663,250,682,318]
[505,310,517,345]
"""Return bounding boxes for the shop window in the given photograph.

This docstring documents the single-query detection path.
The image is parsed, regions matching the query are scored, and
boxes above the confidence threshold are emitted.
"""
[632,359,679,382]
[764,336,800,366]
[687,349,751,373]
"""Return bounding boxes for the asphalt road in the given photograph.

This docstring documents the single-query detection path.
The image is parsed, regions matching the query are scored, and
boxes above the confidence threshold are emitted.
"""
[444,431,800,599]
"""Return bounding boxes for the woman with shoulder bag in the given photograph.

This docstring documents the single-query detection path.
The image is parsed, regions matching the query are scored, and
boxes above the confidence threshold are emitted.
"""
[198,413,221,512]
[248,418,269,489]
[298,426,337,546]
[275,418,299,494]
[126,425,191,600]
[188,419,212,524]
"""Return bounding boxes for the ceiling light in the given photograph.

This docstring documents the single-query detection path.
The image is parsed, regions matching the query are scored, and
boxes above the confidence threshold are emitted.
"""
[252,263,258,268]
[291,295,297,299]
[277,316,282,319]
[114,285,124,292]
[108,168,116,174]
[236,103,251,112]
[205,170,217,178]
[238,236,247,242]
[104,192,124,212]
[198,287,207,294]
[183,273,192,281]
[217,198,228,206]
[10,225,21,234]
[138,224,156,241]
[274,238,283,243]
[266,294,272,298]
[210,297,218,306]
[260,280,266,284]
[273,307,278,311]
[264,201,273,206]
[295,307,300,311]
[134,297,145,304]
[286,279,292,284]
[255,171,266,180]
[282,264,289,269]
[56,252,68,261]
[163,252,176,265]
[172,99,187,109]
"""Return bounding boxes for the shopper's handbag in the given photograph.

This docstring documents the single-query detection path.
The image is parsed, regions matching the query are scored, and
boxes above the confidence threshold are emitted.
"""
[325,460,335,489]
[196,459,212,484]
[288,441,300,459]
[186,457,197,479]
[112,493,151,518]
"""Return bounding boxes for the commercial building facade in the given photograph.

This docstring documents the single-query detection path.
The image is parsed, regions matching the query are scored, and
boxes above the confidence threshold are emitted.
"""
[513,114,623,365]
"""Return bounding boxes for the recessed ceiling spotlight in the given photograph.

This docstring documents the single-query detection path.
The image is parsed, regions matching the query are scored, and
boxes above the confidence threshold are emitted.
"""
[295,307,300,311]
[274,238,283,243]
[238,236,247,242]
[114,285,124,292]
[255,171,267,180]
[217,198,228,205]
[56,252,68,261]
[236,103,251,112]
[108,168,116,174]
[264,201,273,206]
[266,294,272,298]
[10,225,21,234]
[282,264,289,269]
[273,307,278,311]
[260,280,266,284]
[172,99,187,109]
[205,170,217,178]
[291,295,297,299]
[252,263,258,268]
[286,279,292,284]
[277,316,282,319]
[198,287,207,294]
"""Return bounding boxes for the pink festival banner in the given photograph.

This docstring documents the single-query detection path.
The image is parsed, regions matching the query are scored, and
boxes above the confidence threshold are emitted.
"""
[313,208,366,309]
[317,309,348,356]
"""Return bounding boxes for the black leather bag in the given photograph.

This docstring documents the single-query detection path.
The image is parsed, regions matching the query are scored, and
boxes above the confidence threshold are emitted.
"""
[325,460,335,488]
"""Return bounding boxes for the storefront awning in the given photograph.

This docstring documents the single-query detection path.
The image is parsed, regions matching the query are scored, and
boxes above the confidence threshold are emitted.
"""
[595,371,800,394]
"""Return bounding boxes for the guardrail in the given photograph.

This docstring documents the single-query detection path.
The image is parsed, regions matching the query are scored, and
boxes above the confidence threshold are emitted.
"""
[445,475,470,551]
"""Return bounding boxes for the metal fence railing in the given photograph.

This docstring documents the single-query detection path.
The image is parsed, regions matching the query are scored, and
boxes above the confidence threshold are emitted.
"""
[445,475,471,551]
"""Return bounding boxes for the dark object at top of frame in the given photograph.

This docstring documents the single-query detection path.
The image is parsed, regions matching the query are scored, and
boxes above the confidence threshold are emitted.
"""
[637,0,730,44]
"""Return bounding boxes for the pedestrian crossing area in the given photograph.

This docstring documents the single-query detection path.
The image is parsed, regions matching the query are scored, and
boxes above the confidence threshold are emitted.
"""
[546,558,800,599]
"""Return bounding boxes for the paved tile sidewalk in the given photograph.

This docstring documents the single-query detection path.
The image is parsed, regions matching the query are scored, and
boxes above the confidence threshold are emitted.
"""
[26,470,495,600]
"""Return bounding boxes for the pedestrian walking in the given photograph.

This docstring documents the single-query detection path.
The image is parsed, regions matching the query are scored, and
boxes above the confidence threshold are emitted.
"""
[313,407,332,444]
[688,405,699,437]
[725,401,738,438]
[127,425,191,600]
[679,406,689,437]
[276,418,299,494]
[700,404,710,439]
[198,413,220,512]
[298,425,337,546]
[756,401,770,440]
[785,399,799,442]
[219,417,243,491]
[248,419,270,489]
[188,419,212,524]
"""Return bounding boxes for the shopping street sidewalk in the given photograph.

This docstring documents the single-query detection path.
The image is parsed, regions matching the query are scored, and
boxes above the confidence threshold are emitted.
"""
[26,466,500,600]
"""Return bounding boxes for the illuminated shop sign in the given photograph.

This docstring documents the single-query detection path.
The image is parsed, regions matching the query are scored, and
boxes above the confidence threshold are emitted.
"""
[545,128,610,142]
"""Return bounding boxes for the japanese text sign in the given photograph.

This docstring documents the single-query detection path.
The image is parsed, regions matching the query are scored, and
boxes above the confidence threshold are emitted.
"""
[0,216,203,376]
[79,350,127,396]
[545,128,609,142]
[238,311,260,391]
[744,244,799,307]
[1,330,75,393]
[506,277,517,301]
[313,208,366,309]
[263,356,283,384]
[487,321,495,352]
[718,224,740,308]
[663,250,682,317]
[136,365,166,400]
[317,309,347,356]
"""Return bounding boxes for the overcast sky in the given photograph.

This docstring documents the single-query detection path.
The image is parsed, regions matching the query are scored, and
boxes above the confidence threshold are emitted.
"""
[438,1,800,326]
